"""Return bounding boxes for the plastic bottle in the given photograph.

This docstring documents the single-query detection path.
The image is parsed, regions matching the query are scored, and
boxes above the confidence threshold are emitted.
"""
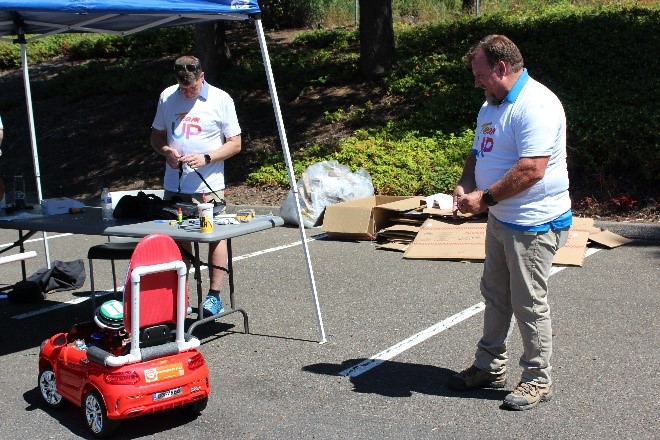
[0,176,5,209]
[101,187,113,221]
[14,173,26,210]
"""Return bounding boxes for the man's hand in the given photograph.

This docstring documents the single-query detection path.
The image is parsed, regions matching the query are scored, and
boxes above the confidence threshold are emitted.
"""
[456,190,488,215]
[165,149,182,169]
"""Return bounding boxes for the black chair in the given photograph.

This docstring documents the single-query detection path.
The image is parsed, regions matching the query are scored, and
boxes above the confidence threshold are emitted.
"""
[87,190,164,311]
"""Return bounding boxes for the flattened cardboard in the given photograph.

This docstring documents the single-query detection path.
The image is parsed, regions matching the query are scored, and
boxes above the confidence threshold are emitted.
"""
[320,195,423,240]
[403,218,487,261]
[587,228,633,248]
[376,242,410,252]
[404,216,594,266]
[552,217,593,266]
[377,224,421,242]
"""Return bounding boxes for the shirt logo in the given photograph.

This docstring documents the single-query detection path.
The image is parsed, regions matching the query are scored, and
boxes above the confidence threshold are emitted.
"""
[477,122,496,157]
[171,112,202,139]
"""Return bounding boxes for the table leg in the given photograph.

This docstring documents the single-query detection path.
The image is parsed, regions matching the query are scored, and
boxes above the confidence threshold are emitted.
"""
[187,238,249,336]
[192,241,203,321]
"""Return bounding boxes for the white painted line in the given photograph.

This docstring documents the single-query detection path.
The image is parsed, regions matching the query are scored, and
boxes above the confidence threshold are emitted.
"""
[190,236,319,274]
[13,295,92,319]
[339,303,486,378]
[0,233,73,248]
[341,247,603,378]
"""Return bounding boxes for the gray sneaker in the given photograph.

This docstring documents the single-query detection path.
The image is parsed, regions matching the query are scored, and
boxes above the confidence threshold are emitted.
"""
[447,365,506,391]
[502,381,553,410]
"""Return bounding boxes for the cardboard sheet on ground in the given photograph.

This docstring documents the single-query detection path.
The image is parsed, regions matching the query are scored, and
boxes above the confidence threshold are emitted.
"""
[586,227,633,248]
[403,217,596,266]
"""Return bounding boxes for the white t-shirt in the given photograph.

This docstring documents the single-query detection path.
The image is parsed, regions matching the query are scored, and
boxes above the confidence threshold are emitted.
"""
[472,72,570,226]
[152,81,241,193]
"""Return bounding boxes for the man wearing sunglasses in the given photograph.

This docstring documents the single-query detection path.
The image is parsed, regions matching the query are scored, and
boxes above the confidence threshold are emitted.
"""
[150,55,242,318]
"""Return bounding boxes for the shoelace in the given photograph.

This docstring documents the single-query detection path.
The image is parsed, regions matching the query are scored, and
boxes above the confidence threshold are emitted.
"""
[513,382,540,396]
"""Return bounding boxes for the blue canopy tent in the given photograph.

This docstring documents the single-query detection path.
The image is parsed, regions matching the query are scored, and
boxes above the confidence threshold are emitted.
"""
[0,0,326,343]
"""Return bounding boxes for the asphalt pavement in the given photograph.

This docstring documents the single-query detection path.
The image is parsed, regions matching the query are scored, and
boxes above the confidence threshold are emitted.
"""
[0,210,658,439]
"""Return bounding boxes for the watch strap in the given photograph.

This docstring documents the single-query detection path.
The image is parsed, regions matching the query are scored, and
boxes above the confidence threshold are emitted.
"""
[483,189,498,206]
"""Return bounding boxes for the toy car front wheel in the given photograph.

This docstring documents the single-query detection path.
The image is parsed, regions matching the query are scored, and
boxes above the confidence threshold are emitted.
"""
[38,367,64,409]
[83,390,120,438]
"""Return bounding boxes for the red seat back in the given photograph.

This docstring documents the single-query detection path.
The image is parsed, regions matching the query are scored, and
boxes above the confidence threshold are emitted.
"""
[122,234,187,331]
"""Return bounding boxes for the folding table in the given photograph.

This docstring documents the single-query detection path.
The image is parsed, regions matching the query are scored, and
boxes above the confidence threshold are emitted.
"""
[0,207,284,335]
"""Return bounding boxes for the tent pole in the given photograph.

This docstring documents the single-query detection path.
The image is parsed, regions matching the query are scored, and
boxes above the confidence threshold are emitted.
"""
[254,18,327,344]
[20,44,51,268]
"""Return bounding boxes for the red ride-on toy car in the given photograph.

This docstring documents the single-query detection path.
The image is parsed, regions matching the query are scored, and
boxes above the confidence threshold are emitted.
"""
[37,234,210,437]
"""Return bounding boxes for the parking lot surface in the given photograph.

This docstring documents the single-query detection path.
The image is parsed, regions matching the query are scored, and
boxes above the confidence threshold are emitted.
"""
[0,222,658,439]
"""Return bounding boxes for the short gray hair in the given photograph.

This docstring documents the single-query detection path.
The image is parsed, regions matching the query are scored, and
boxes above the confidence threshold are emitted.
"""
[465,35,524,72]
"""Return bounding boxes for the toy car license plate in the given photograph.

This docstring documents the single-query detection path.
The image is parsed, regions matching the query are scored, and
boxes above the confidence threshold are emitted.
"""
[153,386,182,401]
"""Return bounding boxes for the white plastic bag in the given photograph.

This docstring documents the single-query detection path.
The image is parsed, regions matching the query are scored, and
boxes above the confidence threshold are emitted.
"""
[279,161,374,228]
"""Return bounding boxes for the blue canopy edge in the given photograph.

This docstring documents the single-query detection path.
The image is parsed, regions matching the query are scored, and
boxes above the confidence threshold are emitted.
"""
[0,0,261,39]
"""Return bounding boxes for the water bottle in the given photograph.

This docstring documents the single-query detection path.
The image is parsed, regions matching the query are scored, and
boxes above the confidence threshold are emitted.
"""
[101,187,113,221]
[14,173,26,210]
[0,176,5,209]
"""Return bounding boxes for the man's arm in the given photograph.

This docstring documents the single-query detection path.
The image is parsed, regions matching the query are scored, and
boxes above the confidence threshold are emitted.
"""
[150,128,180,169]
[489,156,549,201]
[453,153,477,214]
[207,134,241,162]
[0,127,4,148]
[458,156,549,214]
[178,134,242,169]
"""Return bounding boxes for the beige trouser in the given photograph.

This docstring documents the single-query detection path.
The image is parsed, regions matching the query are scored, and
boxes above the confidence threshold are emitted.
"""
[474,213,569,385]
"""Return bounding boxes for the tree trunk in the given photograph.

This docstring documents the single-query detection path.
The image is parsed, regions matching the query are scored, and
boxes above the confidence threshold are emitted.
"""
[359,0,395,80]
[462,0,475,12]
[194,22,231,83]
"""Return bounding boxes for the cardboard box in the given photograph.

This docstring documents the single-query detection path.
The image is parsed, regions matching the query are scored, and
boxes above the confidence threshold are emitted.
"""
[41,197,84,215]
[318,195,424,240]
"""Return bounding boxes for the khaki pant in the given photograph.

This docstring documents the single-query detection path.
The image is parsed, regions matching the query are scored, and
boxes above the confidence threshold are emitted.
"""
[474,213,569,385]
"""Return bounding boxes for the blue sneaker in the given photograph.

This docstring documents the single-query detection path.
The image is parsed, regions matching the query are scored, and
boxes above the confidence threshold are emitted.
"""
[186,306,193,316]
[202,295,224,318]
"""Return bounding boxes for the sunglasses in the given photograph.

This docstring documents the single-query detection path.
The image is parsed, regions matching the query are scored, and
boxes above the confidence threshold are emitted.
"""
[174,64,200,73]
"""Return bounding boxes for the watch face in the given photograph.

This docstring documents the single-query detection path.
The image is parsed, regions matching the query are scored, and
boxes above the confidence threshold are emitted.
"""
[204,154,211,164]
[483,190,496,206]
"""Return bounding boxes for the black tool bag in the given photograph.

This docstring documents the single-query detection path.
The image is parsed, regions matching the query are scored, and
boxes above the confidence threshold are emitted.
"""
[113,191,224,220]
[113,192,183,220]
[7,259,86,303]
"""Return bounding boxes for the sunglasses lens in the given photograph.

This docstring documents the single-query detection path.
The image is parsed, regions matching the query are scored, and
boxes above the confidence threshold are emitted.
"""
[174,64,198,72]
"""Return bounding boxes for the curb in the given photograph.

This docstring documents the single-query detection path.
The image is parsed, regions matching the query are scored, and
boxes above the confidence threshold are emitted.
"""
[593,220,660,241]
[228,204,660,241]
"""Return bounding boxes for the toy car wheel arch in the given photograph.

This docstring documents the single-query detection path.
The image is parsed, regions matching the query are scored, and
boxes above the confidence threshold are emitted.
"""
[83,390,120,438]
[38,367,65,409]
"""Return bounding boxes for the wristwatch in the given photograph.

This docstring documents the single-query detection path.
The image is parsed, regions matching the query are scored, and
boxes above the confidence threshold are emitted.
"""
[204,154,211,164]
[482,188,498,206]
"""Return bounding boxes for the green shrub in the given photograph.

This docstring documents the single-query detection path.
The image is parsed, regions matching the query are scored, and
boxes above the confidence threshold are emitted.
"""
[248,127,473,195]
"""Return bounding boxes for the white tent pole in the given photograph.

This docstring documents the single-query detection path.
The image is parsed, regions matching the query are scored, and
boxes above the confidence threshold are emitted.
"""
[20,43,51,268]
[254,18,327,344]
